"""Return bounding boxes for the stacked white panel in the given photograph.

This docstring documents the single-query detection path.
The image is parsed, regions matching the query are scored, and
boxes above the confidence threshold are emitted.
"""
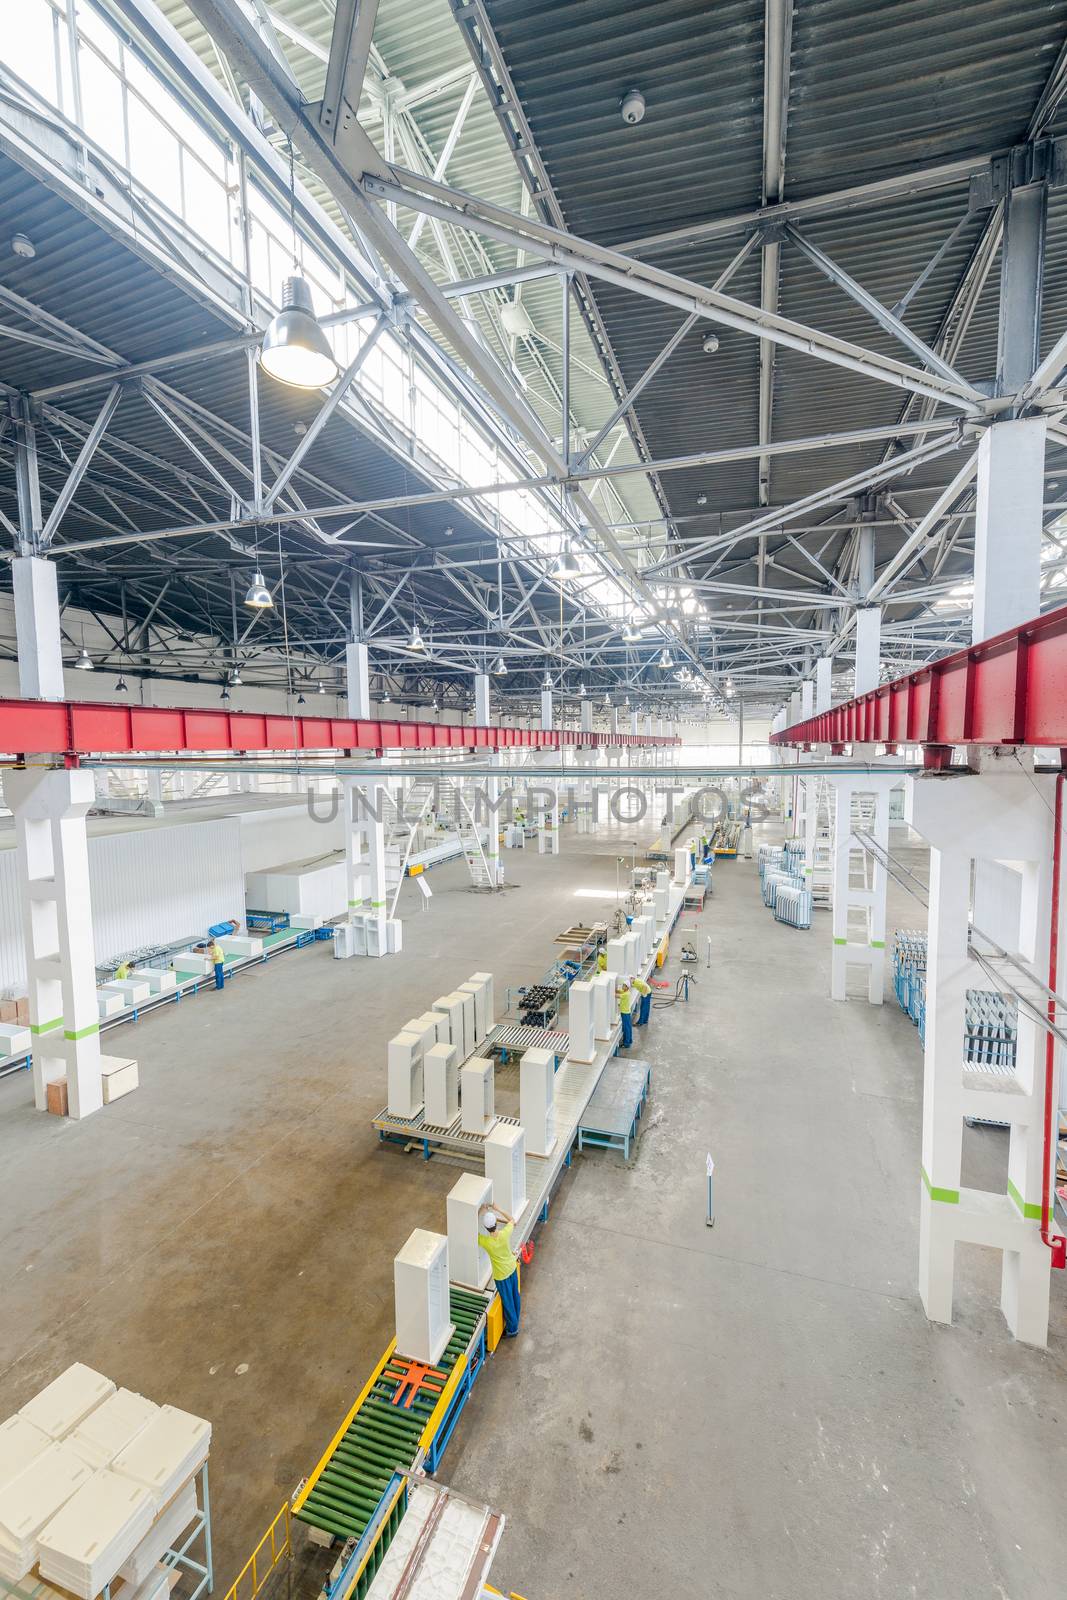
[566,982,596,1064]
[673,846,690,885]
[386,1032,424,1120]
[484,1123,526,1217]
[591,972,616,1039]
[0,1418,49,1496]
[446,1173,493,1290]
[432,994,467,1063]
[393,1229,455,1365]
[67,1389,158,1471]
[605,936,630,977]
[423,1041,459,1127]
[37,1470,156,1598]
[469,971,495,1032]
[458,979,487,1045]
[111,1405,210,1506]
[18,1365,115,1439]
[0,1443,93,1581]
[454,990,476,1058]
[460,1058,495,1134]
[519,1048,556,1156]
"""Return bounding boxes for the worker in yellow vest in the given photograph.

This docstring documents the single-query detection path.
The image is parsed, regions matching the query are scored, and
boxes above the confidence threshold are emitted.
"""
[115,960,131,981]
[617,976,651,1048]
[596,948,607,973]
[633,975,653,1030]
[478,1208,521,1336]
[209,938,225,990]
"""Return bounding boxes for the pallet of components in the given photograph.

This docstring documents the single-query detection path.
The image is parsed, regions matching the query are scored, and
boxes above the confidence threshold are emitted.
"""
[774,885,813,929]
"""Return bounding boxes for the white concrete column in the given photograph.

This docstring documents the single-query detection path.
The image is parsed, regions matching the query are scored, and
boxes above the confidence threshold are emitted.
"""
[180,768,198,799]
[972,417,1046,644]
[629,711,639,736]
[486,775,503,885]
[5,767,103,1119]
[645,714,653,738]
[815,656,833,715]
[580,699,593,736]
[611,706,621,735]
[346,641,371,720]
[854,607,881,697]
[474,672,490,725]
[907,772,1058,1345]
[146,769,163,804]
[801,680,814,719]
[829,776,891,1005]
[540,689,553,729]
[12,557,65,701]
[788,691,801,725]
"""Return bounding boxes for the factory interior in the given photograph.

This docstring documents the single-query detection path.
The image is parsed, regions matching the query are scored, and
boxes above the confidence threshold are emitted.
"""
[1,3,1067,1598]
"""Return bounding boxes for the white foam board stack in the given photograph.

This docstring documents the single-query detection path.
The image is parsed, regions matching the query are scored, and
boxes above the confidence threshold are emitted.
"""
[518,1048,556,1157]
[673,847,690,886]
[446,1173,493,1290]
[110,1405,210,1508]
[393,1229,455,1365]
[591,972,616,1039]
[18,1365,115,1440]
[484,1122,526,1218]
[0,1418,49,1495]
[119,1480,197,1588]
[566,982,596,1065]
[457,979,487,1046]
[37,1470,155,1599]
[0,1023,31,1056]
[423,1042,459,1128]
[469,971,495,1033]
[100,1056,138,1105]
[100,980,151,1007]
[605,936,630,978]
[67,1390,158,1471]
[0,1443,94,1582]
[130,970,177,995]
[432,994,467,1064]
[386,1032,424,1120]
[460,1058,495,1135]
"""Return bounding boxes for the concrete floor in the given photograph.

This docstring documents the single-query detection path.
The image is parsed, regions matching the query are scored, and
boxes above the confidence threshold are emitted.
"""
[2,814,1065,1600]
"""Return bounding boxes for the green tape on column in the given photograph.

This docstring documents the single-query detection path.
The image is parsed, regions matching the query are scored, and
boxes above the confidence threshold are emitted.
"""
[869,939,885,949]
[64,1021,99,1042]
[833,936,847,946]
[920,1166,959,1204]
[30,1017,63,1035]
[1007,1178,1043,1220]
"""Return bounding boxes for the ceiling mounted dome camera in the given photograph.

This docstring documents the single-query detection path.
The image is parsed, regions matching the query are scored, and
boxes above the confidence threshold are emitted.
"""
[621,88,645,125]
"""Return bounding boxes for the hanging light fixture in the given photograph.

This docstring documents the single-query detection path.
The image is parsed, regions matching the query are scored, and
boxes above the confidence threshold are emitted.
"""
[659,647,672,669]
[259,144,338,389]
[227,666,242,687]
[220,686,231,702]
[243,568,273,609]
[408,623,426,653]
[542,668,553,689]
[623,621,640,641]
[578,681,586,697]
[114,675,128,692]
[623,694,631,709]
[296,692,306,705]
[493,654,508,676]
[602,691,611,708]
[553,538,580,579]
[73,647,94,671]
[317,680,327,695]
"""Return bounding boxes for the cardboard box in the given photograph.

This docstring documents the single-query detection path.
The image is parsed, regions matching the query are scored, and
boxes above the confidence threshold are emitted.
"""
[46,1079,68,1117]
[15,997,30,1025]
[0,1000,18,1023]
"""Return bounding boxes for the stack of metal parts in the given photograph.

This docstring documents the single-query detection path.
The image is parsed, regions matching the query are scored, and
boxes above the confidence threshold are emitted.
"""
[892,931,1018,1065]
[757,843,810,929]
[516,984,561,1028]
[774,885,813,929]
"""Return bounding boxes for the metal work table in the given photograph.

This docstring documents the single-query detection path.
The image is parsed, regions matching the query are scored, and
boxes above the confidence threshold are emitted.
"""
[577,1058,652,1160]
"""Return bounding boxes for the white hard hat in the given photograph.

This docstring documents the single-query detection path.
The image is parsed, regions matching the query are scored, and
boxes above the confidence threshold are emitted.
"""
[482,1209,498,1231]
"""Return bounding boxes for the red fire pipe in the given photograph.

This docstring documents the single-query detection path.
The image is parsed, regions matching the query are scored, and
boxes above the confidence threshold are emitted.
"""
[1042,772,1066,1267]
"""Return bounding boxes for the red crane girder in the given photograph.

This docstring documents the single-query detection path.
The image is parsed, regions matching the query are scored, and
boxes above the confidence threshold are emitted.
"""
[0,698,678,758]
[770,601,1067,755]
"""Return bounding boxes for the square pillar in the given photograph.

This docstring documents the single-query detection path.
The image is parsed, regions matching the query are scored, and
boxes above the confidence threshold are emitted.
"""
[972,418,1046,644]
[540,689,553,730]
[5,768,103,1119]
[12,557,64,700]
[854,606,881,698]
[800,680,814,719]
[815,656,832,715]
[346,641,371,720]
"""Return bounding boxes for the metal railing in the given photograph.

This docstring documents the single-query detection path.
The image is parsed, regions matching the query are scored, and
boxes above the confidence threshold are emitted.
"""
[219,1502,291,1600]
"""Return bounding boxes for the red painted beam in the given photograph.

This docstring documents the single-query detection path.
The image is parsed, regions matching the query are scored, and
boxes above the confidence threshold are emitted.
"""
[0,699,680,757]
[770,601,1067,751]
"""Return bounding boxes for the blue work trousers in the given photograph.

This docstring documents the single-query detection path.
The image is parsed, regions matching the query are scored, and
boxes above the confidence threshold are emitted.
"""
[498,1269,521,1336]
[620,1010,633,1048]
[636,991,652,1027]
[214,962,225,990]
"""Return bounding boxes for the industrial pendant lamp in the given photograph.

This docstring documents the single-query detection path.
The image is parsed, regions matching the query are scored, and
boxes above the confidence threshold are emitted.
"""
[623,620,640,641]
[114,675,128,692]
[623,694,631,709]
[578,681,586,697]
[244,568,273,609]
[602,691,611,708]
[73,646,94,671]
[542,668,552,689]
[259,143,338,390]
[493,654,508,676]
[659,647,672,669]
[408,623,426,653]
[317,680,327,694]
[220,685,231,702]
[553,538,580,579]
[296,692,306,705]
